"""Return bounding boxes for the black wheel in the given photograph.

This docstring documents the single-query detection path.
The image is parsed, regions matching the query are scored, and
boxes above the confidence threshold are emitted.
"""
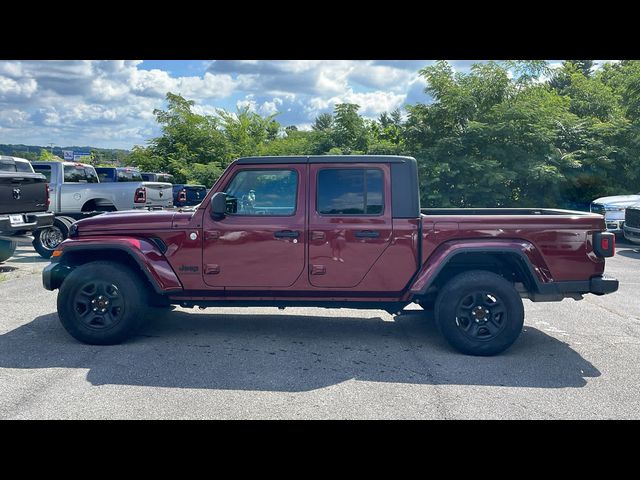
[57,261,148,345]
[0,239,17,263]
[32,217,73,258]
[434,270,524,356]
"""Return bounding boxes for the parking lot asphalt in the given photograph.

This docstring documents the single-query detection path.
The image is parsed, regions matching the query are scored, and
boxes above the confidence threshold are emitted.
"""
[0,242,639,419]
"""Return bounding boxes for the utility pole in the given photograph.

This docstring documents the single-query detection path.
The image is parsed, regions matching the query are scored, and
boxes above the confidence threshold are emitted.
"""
[49,143,54,155]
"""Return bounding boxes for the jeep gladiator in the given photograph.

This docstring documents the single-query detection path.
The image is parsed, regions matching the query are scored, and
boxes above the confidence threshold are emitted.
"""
[43,155,619,355]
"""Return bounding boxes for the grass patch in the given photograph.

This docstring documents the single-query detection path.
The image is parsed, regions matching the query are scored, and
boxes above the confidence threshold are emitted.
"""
[0,273,7,283]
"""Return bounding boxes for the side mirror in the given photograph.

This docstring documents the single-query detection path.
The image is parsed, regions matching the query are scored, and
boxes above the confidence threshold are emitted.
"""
[210,192,227,220]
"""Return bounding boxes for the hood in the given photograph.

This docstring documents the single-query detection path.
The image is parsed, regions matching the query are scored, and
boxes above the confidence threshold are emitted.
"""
[592,194,640,207]
[75,210,186,233]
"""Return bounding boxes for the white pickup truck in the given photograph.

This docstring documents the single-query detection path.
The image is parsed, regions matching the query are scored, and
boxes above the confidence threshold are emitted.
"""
[30,161,173,257]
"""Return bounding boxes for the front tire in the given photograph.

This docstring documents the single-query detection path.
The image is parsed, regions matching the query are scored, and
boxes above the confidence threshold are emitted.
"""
[434,270,524,356]
[57,261,148,345]
[0,239,17,263]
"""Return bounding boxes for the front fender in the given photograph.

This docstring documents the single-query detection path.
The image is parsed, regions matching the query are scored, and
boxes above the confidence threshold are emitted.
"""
[409,238,552,296]
[45,236,183,293]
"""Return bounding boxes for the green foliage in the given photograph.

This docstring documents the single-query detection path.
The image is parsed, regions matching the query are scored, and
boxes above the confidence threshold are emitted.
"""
[121,62,640,207]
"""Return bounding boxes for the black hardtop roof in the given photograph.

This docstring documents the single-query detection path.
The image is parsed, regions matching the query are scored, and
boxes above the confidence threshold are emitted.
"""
[235,155,416,165]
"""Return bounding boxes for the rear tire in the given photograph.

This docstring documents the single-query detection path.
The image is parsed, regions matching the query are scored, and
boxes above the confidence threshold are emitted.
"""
[0,239,17,263]
[32,217,73,258]
[57,261,148,345]
[434,270,524,356]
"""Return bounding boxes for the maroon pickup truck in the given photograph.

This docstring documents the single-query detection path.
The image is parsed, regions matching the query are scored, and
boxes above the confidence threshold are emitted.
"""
[43,155,618,355]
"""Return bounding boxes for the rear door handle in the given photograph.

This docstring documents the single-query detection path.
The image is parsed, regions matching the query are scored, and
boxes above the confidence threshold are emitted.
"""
[355,230,380,238]
[274,230,300,238]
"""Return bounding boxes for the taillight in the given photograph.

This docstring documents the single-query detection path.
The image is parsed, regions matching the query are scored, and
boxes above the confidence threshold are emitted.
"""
[45,183,50,207]
[134,187,147,203]
[593,231,615,257]
[178,189,187,202]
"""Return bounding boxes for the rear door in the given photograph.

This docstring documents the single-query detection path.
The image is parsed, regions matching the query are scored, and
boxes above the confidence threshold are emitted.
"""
[308,164,393,288]
[202,164,306,288]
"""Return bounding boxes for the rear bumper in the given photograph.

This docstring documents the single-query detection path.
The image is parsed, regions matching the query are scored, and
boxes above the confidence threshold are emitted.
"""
[532,275,619,300]
[0,211,54,235]
[623,224,640,244]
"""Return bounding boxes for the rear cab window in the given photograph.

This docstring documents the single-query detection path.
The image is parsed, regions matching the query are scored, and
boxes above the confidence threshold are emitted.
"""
[15,161,34,173]
[317,168,384,215]
[0,160,16,172]
[33,164,52,182]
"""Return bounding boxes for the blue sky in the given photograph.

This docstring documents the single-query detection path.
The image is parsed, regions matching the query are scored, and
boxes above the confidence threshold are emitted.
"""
[0,59,607,150]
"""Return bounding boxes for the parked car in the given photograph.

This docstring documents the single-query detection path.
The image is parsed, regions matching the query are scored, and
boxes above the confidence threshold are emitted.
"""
[590,194,640,234]
[95,167,145,183]
[30,161,173,258]
[0,156,54,262]
[623,204,640,244]
[172,184,207,207]
[141,172,175,183]
[43,155,618,356]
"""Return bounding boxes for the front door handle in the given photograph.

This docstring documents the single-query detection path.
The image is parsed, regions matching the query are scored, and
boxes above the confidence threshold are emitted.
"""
[355,230,380,238]
[274,230,300,239]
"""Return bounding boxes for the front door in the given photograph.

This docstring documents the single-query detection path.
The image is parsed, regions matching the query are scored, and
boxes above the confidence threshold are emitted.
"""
[308,164,393,288]
[202,165,306,288]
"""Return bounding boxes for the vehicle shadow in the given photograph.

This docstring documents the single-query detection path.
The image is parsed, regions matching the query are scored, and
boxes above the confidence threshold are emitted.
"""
[0,266,17,273]
[0,310,600,392]
[7,247,49,264]
[616,248,640,259]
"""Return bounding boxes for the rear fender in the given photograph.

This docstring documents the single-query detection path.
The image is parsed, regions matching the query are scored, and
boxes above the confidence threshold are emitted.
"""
[409,239,552,296]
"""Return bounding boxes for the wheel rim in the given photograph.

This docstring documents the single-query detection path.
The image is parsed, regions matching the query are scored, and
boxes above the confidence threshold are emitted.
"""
[455,291,507,341]
[73,280,125,330]
[40,226,64,250]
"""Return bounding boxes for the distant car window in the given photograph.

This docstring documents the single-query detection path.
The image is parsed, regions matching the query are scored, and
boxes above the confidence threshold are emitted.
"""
[158,174,174,183]
[0,160,16,172]
[97,171,113,182]
[15,161,33,173]
[141,173,151,181]
[33,164,52,182]
[225,169,298,216]
[64,165,99,183]
[317,168,384,215]
[117,169,143,182]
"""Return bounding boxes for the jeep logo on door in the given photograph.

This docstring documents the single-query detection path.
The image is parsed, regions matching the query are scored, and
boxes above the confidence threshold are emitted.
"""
[12,188,21,200]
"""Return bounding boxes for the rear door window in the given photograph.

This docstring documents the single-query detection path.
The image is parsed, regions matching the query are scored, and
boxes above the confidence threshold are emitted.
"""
[64,165,99,183]
[317,168,384,215]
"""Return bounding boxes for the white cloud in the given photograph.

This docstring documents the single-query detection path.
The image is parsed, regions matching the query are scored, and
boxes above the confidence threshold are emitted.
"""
[0,76,37,100]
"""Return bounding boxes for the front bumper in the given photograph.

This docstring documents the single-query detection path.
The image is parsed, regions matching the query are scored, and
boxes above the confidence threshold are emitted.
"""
[604,219,624,234]
[623,224,640,244]
[0,211,54,235]
[42,261,72,291]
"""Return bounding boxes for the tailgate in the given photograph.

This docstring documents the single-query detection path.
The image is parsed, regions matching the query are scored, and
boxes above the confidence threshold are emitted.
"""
[142,182,173,206]
[0,174,48,214]
[186,186,206,203]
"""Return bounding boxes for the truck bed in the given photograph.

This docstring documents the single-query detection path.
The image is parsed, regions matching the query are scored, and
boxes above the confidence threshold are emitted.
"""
[421,208,596,216]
